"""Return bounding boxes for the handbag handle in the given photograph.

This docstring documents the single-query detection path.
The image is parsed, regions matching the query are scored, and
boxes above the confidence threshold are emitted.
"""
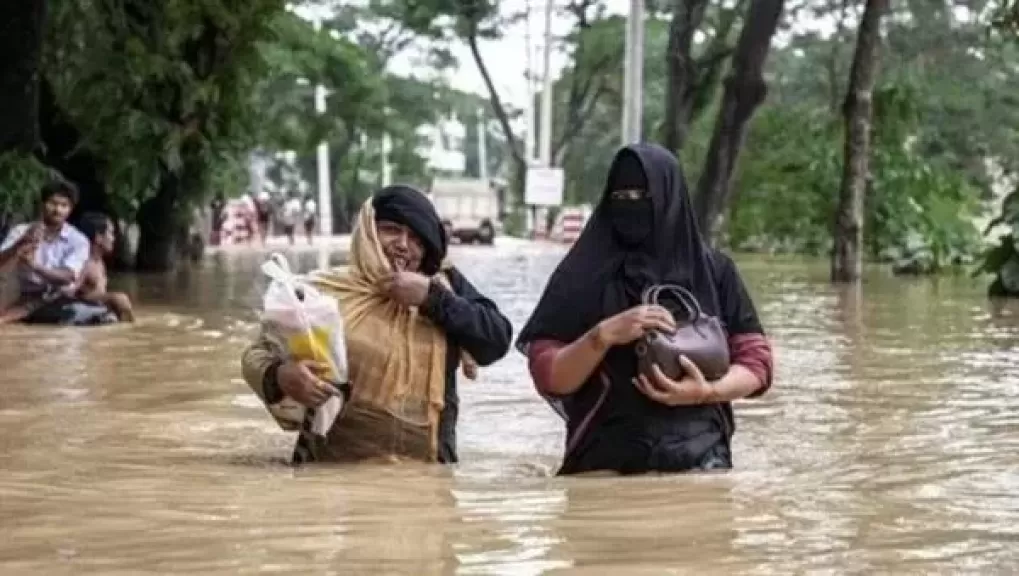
[641,283,704,324]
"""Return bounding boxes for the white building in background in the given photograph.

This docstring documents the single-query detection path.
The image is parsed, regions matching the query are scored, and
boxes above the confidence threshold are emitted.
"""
[416,113,467,175]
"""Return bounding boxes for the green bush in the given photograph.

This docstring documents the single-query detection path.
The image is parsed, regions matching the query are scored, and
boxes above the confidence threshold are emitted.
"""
[0,152,62,218]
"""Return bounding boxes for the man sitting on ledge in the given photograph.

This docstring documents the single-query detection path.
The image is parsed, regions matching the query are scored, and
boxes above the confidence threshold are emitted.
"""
[0,181,90,324]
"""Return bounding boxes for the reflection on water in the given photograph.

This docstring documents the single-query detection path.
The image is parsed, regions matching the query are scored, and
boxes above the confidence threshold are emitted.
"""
[2,244,1019,574]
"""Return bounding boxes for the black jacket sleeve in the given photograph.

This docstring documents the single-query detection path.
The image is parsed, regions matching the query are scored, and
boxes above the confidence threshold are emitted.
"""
[711,250,764,335]
[420,267,513,366]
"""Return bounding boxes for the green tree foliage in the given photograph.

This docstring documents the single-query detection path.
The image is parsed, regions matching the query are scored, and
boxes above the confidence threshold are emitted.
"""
[4,0,1014,278]
[40,0,287,269]
[0,152,60,219]
[252,6,509,228]
[975,0,1019,295]
[557,15,670,204]
[1,0,512,253]
[550,1,1007,275]
[48,0,284,201]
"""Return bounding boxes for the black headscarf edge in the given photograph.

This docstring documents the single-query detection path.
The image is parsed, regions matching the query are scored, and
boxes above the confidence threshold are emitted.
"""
[372,184,449,276]
[515,143,721,354]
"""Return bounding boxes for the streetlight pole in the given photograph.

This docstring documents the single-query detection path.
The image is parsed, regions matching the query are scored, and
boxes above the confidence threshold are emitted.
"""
[312,16,333,236]
[524,0,536,165]
[381,131,392,186]
[478,108,489,181]
[539,0,554,167]
[621,0,645,145]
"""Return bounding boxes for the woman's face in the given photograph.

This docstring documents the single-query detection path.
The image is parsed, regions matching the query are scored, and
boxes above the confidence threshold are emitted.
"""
[376,219,424,272]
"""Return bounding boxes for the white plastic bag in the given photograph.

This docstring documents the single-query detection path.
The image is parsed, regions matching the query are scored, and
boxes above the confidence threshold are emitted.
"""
[260,253,349,435]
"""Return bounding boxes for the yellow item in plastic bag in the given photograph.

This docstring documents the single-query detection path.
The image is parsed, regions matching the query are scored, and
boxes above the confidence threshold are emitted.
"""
[286,326,340,383]
[256,253,350,435]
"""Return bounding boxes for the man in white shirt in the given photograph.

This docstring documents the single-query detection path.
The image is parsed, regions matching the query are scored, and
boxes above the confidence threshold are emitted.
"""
[0,181,90,323]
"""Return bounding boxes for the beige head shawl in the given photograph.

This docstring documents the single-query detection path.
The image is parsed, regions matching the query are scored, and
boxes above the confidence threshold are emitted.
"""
[310,197,474,459]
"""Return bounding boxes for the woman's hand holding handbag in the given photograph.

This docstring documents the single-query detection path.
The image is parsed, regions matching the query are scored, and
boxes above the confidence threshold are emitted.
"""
[634,284,730,382]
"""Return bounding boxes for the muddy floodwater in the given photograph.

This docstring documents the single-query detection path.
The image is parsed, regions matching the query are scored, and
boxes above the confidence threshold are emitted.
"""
[2,241,1019,575]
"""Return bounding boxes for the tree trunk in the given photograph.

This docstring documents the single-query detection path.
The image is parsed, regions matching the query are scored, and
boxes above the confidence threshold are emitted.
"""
[662,0,710,152]
[465,31,527,199]
[693,0,785,239]
[688,1,744,123]
[135,173,181,272]
[0,0,46,154]
[661,0,744,153]
[831,0,888,283]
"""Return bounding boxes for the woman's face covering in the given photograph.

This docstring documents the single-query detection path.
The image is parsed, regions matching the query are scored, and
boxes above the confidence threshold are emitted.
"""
[606,156,653,248]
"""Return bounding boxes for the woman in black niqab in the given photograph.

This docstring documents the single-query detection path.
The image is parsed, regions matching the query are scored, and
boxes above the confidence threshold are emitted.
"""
[519,144,720,341]
[517,144,770,475]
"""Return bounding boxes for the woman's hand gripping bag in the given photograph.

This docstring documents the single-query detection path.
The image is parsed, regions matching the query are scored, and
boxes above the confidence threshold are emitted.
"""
[259,254,350,436]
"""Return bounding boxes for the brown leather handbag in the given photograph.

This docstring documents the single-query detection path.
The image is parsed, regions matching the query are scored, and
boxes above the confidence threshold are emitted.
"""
[634,284,730,381]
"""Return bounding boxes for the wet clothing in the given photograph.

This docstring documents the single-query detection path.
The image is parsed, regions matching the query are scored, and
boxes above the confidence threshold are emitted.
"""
[1,223,89,296]
[526,277,773,474]
[243,185,511,465]
[247,266,510,465]
[516,144,771,476]
[23,296,117,326]
[254,269,509,462]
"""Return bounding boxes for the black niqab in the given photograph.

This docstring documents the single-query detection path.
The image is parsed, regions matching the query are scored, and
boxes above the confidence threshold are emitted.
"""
[517,143,720,350]
[606,151,652,248]
[372,185,448,276]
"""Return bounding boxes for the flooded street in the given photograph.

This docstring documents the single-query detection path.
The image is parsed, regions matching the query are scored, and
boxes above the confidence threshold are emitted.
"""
[2,241,1019,575]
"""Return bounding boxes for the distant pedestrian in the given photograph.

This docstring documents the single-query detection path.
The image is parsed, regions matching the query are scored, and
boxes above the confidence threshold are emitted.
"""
[303,197,318,245]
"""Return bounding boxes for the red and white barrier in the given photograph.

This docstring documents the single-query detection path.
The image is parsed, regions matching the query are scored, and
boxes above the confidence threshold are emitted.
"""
[552,206,590,244]
[559,212,584,243]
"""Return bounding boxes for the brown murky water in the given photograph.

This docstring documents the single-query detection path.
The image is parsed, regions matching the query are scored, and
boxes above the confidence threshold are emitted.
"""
[2,241,1019,575]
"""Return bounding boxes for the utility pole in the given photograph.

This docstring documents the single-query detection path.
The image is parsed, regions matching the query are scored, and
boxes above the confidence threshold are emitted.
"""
[524,0,536,165]
[381,131,392,186]
[477,108,489,181]
[527,0,556,238]
[539,0,554,167]
[312,16,333,236]
[621,0,645,145]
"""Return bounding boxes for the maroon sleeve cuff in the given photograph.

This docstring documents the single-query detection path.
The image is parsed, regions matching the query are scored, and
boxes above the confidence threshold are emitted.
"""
[526,339,566,395]
[729,333,773,397]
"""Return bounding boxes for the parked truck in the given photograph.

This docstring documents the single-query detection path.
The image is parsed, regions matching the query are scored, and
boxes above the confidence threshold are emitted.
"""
[426,177,501,245]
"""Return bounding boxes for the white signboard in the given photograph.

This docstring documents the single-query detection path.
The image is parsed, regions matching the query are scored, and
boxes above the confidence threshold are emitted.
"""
[525,166,565,207]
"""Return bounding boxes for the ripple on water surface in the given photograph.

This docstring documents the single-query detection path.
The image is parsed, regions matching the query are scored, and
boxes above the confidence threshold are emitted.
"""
[2,247,1019,574]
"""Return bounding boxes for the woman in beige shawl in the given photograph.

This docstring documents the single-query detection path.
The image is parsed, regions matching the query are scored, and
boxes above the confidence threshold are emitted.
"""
[242,185,512,464]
